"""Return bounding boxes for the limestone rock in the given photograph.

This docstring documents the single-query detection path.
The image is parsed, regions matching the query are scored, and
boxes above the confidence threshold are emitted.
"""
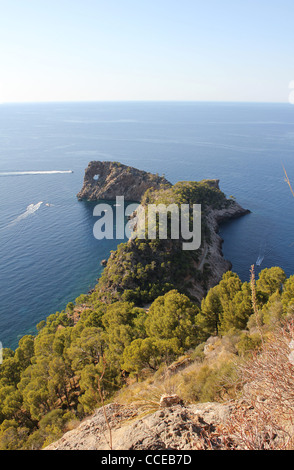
[45,402,235,451]
[183,199,250,302]
[159,394,183,408]
[77,161,171,201]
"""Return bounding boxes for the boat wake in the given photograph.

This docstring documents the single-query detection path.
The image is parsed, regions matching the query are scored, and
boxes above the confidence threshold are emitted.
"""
[0,170,73,176]
[8,202,44,226]
[255,238,274,267]
[256,255,264,266]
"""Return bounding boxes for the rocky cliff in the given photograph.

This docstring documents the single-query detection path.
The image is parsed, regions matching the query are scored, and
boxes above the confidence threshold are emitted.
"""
[187,200,250,300]
[77,161,171,201]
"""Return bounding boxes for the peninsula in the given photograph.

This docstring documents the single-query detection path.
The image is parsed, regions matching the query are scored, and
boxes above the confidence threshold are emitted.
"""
[77,161,250,304]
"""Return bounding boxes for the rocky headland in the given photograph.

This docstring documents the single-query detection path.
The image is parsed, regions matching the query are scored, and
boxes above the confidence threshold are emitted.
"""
[77,161,250,304]
[193,199,251,299]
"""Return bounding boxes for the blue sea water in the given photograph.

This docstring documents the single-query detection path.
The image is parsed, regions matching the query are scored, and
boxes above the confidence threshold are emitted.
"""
[1,101,294,349]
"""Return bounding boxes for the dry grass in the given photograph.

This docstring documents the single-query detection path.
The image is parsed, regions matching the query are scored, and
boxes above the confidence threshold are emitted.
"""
[220,318,294,449]
[116,375,182,416]
[115,349,239,419]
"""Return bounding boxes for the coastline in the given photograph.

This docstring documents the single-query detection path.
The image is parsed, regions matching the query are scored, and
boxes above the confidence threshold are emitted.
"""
[185,201,250,301]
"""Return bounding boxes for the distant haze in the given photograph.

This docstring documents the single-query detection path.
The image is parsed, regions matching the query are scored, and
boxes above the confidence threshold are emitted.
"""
[0,0,293,104]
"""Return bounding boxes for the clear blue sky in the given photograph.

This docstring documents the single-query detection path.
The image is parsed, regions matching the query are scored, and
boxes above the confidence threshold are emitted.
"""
[0,0,293,103]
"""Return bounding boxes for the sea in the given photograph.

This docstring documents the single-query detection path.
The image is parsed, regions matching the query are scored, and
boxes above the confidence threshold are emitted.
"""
[1,101,294,349]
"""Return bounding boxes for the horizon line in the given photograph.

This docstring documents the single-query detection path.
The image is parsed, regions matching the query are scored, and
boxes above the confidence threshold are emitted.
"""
[0,99,289,106]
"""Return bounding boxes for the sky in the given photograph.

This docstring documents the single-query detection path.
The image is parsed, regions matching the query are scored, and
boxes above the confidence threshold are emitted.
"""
[0,0,293,103]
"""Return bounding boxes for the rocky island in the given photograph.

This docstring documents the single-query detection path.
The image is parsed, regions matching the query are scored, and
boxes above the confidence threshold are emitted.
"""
[77,161,171,201]
[77,161,250,304]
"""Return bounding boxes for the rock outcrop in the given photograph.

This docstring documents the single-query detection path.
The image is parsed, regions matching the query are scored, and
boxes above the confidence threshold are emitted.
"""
[77,161,171,201]
[186,200,250,300]
[45,402,235,450]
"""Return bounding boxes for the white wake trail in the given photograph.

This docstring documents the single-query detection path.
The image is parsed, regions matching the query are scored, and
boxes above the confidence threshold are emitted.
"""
[8,202,43,226]
[0,170,73,176]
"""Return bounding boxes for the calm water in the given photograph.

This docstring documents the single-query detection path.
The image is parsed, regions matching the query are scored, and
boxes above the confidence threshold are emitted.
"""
[1,101,294,348]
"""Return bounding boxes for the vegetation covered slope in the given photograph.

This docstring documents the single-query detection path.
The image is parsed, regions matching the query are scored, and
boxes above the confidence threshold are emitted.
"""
[0,264,293,449]
[96,179,243,305]
[0,178,289,450]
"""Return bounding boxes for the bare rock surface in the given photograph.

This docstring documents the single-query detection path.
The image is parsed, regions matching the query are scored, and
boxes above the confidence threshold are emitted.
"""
[45,402,234,451]
[77,161,171,201]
